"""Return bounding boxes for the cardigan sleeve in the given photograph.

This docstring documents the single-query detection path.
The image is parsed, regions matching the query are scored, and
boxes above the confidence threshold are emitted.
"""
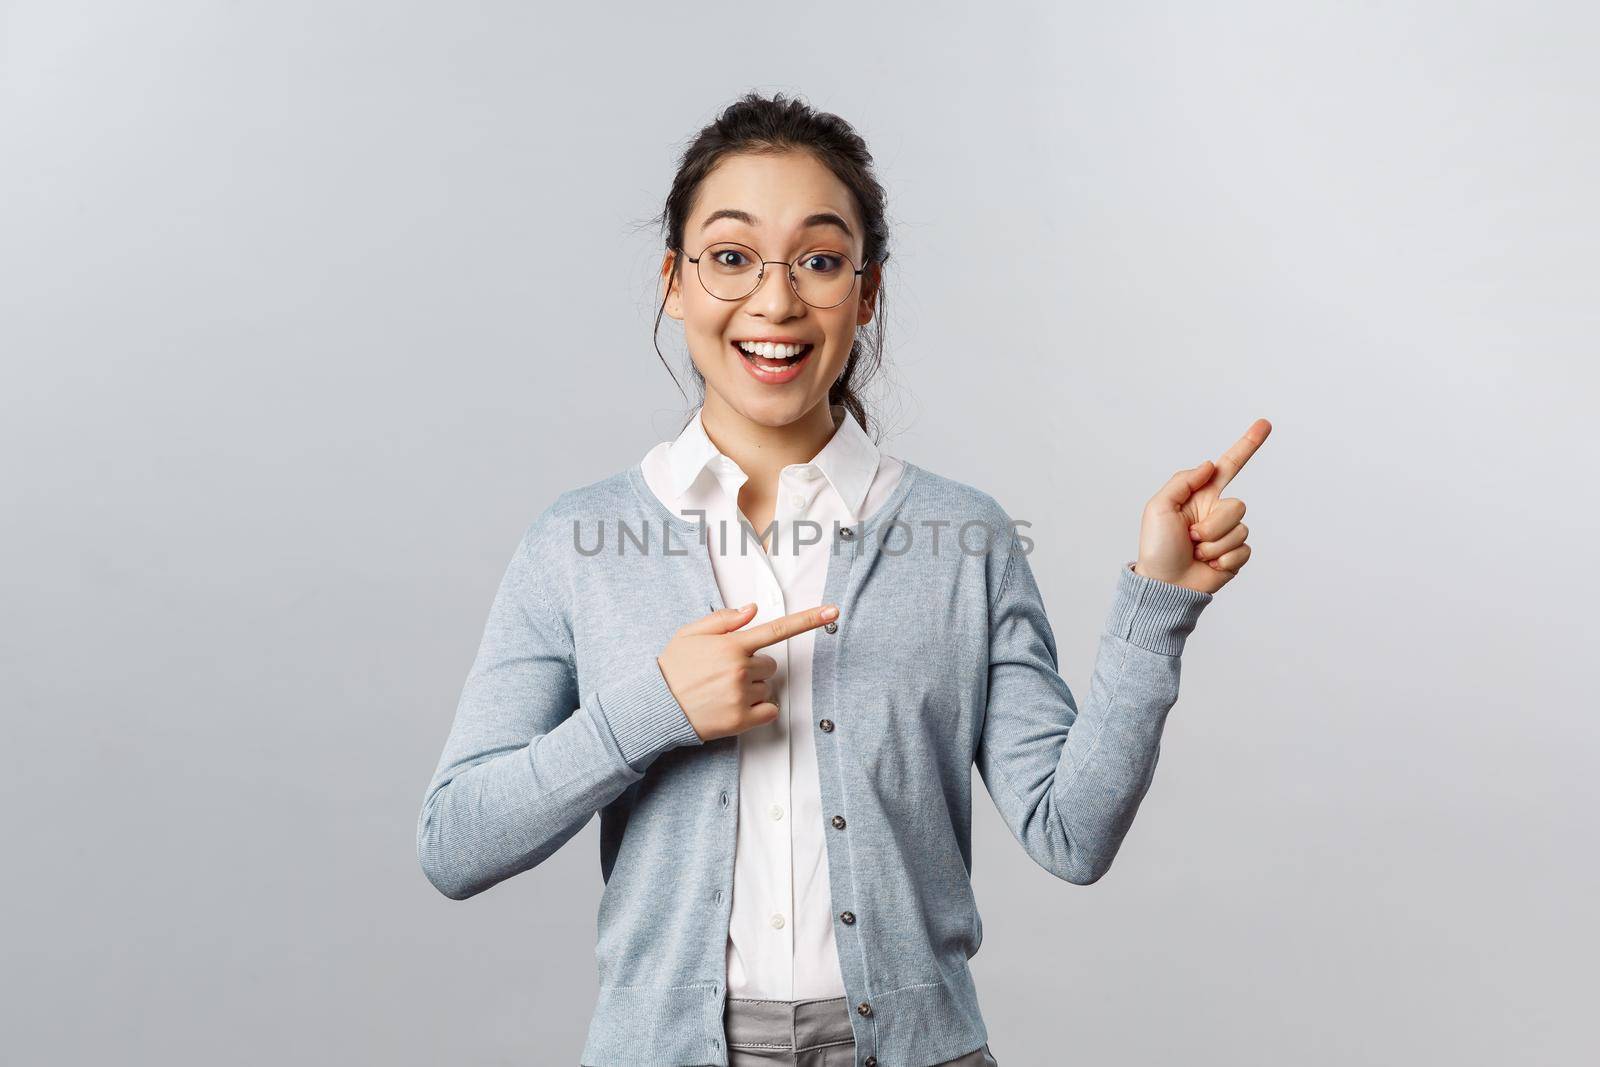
[976,535,1212,885]
[416,507,704,900]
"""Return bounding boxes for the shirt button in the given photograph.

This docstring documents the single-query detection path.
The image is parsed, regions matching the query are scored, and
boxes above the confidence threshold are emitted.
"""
[823,621,838,634]
[770,913,785,929]
[790,494,806,509]
[831,815,846,829]
[768,803,784,821]
[840,910,855,925]
[856,1001,872,1017]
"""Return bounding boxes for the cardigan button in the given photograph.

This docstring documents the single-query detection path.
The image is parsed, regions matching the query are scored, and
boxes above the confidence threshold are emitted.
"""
[840,910,855,924]
[818,719,834,732]
[831,814,846,829]
[864,1058,876,1067]
[823,621,838,634]
[839,526,855,539]
[856,1001,872,1017]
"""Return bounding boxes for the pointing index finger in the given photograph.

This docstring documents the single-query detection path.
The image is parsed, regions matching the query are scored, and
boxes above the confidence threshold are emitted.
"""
[1210,418,1272,492]
[731,605,839,655]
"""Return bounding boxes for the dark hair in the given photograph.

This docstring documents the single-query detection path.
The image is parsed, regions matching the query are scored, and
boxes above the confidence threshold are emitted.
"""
[645,91,893,438]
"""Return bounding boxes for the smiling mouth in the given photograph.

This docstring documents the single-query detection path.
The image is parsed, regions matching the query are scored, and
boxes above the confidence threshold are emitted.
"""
[732,341,814,376]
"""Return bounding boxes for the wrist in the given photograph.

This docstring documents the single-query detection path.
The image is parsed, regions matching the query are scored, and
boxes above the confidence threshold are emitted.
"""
[1132,560,1209,596]
[1131,560,1179,583]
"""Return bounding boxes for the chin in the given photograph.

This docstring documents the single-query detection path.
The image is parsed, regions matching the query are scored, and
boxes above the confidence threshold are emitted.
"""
[713,387,823,428]
[734,393,813,425]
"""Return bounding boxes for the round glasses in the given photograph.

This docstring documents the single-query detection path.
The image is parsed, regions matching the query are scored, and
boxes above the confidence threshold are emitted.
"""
[679,241,866,310]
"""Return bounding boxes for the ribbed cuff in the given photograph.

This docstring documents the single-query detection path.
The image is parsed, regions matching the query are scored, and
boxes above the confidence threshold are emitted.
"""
[1105,561,1213,656]
[595,658,705,770]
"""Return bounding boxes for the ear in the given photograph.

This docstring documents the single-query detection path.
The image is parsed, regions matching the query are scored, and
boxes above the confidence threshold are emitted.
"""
[661,249,684,321]
[855,261,881,327]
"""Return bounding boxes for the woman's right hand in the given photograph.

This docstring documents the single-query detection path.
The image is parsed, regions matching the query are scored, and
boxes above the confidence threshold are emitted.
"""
[657,602,841,743]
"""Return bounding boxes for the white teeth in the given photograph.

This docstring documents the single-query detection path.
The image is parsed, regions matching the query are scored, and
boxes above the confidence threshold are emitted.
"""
[736,340,808,359]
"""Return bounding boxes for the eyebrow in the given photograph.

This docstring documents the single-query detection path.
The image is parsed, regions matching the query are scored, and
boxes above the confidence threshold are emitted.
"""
[699,208,855,241]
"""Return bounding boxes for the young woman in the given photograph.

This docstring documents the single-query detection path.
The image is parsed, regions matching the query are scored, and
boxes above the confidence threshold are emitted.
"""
[418,92,1269,1067]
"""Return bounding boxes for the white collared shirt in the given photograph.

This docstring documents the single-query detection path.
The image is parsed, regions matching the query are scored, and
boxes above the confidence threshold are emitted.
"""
[639,402,907,1001]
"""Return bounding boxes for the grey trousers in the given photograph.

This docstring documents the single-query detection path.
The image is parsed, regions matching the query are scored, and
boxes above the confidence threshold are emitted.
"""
[723,995,998,1067]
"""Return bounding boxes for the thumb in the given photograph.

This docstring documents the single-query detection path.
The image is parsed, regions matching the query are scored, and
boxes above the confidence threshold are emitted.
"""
[1157,459,1215,506]
[680,601,758,636]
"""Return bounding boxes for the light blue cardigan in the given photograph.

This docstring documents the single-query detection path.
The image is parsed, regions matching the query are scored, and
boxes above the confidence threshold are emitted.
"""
[417,459,1212,1067]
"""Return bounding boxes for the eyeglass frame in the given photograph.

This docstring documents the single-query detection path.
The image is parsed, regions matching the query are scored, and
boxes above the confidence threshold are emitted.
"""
[676,241,868,310]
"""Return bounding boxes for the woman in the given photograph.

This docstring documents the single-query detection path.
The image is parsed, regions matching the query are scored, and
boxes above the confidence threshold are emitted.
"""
[417,91,1268,1067]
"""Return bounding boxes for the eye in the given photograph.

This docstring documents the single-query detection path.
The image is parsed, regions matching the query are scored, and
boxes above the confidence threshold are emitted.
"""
[798,251,845,274]
[710,248,750,268]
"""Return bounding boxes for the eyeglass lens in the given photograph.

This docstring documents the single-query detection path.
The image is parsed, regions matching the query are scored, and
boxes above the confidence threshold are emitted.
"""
[694,242,857,309]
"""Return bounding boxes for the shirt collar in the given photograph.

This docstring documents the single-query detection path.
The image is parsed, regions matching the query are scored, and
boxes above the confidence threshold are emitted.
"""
[666,406,725,501]
[666,403,882,520]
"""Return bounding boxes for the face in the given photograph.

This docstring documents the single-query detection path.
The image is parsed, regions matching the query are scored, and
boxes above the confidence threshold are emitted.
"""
[662,149,880,429]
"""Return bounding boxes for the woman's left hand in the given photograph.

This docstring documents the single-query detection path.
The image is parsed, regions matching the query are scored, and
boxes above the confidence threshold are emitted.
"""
[1134,418,1272,595]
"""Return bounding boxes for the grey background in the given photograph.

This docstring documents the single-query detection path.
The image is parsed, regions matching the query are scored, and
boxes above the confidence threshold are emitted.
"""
[2,2,1594,1064]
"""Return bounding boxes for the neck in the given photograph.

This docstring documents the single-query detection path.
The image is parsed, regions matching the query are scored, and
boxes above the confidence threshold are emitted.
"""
[698,393,838,489]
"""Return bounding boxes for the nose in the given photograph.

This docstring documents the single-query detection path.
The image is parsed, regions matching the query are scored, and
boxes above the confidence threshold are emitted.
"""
[747,261,807,318]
